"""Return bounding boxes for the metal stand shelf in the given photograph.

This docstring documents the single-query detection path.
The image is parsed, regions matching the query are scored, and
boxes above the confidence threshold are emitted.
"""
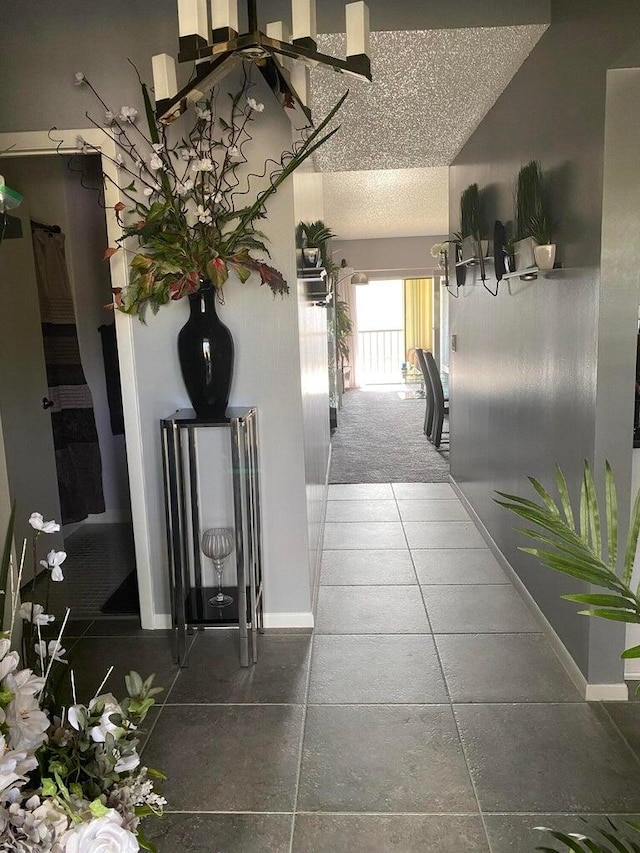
[161,407,263,668]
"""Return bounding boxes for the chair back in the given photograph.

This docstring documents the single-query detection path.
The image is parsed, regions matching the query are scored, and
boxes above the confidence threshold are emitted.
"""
[424,350,445,408]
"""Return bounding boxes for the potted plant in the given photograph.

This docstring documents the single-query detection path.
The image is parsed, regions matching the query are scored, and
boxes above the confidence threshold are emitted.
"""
[529,212,559,270]
[76,68,346,417]
[297,220,336,269]
[460,183,488,262]
[514,160,558,272]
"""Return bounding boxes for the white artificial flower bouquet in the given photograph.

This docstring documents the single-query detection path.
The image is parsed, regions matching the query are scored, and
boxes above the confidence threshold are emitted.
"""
[0,509,166,852]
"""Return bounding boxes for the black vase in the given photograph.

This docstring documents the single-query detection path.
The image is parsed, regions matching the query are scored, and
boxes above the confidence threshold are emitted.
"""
[177,282,234,419]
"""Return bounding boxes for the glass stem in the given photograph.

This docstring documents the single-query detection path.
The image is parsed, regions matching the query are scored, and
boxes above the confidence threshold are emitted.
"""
[214,560,224,600]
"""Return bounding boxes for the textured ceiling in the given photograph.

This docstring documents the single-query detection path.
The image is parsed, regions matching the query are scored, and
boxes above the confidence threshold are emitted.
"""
[323,167,449,240]
[309,24,546,240]
[310,25,547,172]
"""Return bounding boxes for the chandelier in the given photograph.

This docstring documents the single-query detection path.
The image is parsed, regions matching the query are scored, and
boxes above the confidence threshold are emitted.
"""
[152,0,371,127]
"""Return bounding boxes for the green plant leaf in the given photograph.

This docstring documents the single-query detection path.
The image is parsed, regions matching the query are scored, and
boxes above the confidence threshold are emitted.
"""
[583,461,602,556]
[563,594,636,609]
[621,644,640,659]
[580,475,589,542]
[555,465,576,531]
[528,476,561,517]
[624,483,640,589]
[605,461,619,569]
[577,608,640,623]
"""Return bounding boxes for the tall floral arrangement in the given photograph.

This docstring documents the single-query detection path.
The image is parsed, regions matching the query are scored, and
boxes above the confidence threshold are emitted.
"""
[0,511,165,852]
[75,67,346,319]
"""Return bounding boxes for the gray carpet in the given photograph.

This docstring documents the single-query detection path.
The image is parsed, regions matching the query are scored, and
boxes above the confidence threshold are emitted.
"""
[329,389,450,483]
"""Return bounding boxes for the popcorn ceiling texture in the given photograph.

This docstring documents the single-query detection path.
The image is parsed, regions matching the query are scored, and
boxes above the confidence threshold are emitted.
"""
[310,25,548,172]
[323,167,449,240]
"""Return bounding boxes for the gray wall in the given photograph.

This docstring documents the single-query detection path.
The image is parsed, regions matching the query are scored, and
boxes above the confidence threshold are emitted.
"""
[449,0,640,683]
[333,235,449,280]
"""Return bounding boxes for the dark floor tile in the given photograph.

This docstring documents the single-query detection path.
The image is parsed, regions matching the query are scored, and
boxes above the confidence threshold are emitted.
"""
[143,705,303,810]
[168,632,310,704]
[423,585,539,633]
[64,636,179,707]
[83,618,170,637]
[42,618,94,639]
[315,586,429,634]
[455,703,640,812]
[436,634,581,702]
[309,634,447,703]
[412,549,507,585]
[297,705,476,812]
[293,814,489,852]
[145,813,293,853]
[484,814,640,853]
[320,549,417,586]
[603,701,640,757]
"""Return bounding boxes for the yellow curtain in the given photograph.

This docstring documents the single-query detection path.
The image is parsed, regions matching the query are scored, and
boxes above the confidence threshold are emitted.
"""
[404,278,433,362]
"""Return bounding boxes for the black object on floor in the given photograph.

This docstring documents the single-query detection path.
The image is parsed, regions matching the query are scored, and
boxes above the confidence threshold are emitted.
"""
[101,570,140,614]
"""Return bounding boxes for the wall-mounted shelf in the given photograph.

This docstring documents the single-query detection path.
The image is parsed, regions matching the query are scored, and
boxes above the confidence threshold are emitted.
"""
[455,256,494,269]
[501,265,565,282]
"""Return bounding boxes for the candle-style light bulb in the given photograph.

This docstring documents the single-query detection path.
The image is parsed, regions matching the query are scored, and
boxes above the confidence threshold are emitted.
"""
[291,0,317,49]
[177,0,209,60]
[345,1,371,78]
[152,54,178,103]
[211,0,239,42]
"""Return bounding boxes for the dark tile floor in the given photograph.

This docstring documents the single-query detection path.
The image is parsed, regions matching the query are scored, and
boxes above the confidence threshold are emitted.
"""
[64,483,640,851]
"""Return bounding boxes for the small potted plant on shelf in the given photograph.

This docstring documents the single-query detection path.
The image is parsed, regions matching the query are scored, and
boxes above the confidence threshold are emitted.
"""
[514,160,559,274]
[297,220,336,269]
[460,183,488,263]
[529,212,559,270]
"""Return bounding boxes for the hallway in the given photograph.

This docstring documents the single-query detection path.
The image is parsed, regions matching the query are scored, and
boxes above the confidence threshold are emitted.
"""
[62,482,640,851]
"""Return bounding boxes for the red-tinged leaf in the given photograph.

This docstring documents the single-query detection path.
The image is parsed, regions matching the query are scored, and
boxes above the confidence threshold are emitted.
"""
[256,262,289,296]
[114,201,126,212]
[104,247,119,260]
[169,272,199,301]
[229,262,252,284]
[206,257,229,289]
[111,288,123,308]
[136,220,146,230]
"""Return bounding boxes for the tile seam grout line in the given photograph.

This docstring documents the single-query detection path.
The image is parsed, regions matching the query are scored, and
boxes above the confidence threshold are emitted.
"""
[397,482,496,853]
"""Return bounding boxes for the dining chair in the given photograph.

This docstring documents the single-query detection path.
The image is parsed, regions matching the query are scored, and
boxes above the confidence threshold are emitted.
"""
[424,350,449,449]
[416,348,434,438]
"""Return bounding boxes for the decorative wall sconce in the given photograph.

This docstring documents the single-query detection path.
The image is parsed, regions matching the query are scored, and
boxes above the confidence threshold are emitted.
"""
[152,0,371,127]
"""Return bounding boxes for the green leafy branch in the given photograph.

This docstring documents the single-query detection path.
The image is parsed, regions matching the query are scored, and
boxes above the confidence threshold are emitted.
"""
[535,818,640,852]
[495,460,640,660]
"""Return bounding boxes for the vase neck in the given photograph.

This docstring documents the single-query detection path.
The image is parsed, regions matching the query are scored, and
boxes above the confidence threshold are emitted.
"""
[189,281,218,317]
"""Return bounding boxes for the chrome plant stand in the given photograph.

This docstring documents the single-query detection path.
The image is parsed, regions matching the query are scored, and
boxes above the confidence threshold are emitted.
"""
[161,407,263,667]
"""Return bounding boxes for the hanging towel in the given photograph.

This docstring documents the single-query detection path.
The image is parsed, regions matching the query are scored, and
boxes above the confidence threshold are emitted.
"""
[32,225,105,524]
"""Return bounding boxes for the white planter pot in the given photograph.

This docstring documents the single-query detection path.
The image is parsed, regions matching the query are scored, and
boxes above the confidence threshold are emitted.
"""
[533,243,556,270]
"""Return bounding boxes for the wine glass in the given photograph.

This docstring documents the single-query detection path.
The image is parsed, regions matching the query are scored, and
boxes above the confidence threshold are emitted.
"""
[201,527,235,608]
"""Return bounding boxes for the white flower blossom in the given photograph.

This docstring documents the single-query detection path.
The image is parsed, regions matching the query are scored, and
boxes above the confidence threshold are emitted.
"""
[34,640,67,665]
[196,205,212,225]
[191,157,214,173]
[28,513,60,534]
[176,178,193,196]
[104,110,116,126]
[19,603,54,627]
[88,694,124,743]
[195,105,212,121]
[149,154,164,171]
[228,145,241,161]
[180,147,197,161]
[39,549,66,582]
[4,670,48,753]
[62,809,138,853]
[118,106,138,123]
[0,640,19,682]
[73,71,85,86]
[143,183,161,197]
[152,143,164,153]
[0,735,38,800]
[247,96,264,112]
[114,749,140,774]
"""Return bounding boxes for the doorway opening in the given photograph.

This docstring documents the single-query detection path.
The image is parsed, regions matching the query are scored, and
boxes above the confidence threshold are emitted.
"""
[0,153,138,620]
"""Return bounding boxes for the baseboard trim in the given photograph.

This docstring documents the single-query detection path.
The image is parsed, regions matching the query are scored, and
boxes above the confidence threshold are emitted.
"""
[449,476,627,702]
[149,613,172,630]
[585,683,629,701]
[311,446,332,615]
[263,612,314,629]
